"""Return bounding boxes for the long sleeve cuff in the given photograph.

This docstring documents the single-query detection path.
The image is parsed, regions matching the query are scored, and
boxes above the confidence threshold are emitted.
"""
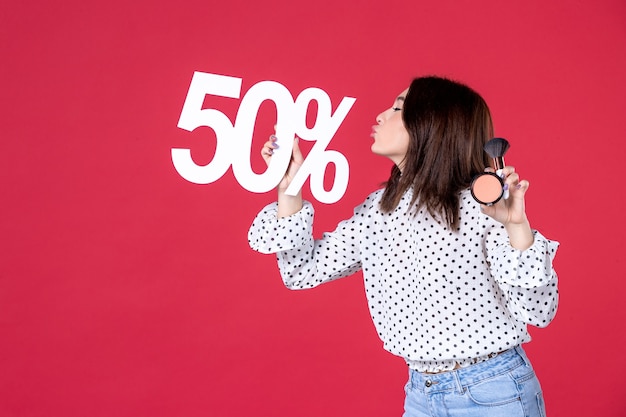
[488,230,559,288]
[248,201,314,254]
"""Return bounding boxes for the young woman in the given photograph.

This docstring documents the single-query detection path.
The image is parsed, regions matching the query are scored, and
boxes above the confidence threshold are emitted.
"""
[248,76,559,417]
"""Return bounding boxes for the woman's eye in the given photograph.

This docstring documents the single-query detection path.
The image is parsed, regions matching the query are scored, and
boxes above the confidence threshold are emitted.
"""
[392,107,402,112]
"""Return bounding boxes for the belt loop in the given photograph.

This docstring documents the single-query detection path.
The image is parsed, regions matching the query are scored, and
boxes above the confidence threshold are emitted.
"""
[514,345,531,367]
[453,370,463,394]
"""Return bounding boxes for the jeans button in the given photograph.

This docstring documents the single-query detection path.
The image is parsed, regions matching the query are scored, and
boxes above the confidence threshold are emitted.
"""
[425,379,433,387]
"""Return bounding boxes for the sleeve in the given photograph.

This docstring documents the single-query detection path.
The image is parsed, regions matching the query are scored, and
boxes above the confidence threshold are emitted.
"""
[485,227,560,328]
[248,200,366,290]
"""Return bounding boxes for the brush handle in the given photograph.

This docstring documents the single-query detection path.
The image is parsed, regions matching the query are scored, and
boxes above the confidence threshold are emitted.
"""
[496,168,509,200]
[494,156,505,171]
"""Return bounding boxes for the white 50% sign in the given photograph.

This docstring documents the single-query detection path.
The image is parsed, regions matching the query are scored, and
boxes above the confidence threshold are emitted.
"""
[172,71,356,204]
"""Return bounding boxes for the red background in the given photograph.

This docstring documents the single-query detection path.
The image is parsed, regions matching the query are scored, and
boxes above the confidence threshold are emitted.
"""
[2,1,625,416]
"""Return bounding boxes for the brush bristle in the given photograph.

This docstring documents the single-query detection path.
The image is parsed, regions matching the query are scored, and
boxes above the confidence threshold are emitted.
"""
[484,137,510,158]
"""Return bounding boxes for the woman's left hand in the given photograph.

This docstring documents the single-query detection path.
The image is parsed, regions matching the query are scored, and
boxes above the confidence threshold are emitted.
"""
[481,166,534,250]
[480,166,528,225]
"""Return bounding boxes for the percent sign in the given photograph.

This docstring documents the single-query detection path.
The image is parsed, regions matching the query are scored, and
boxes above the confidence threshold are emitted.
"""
[280,89,356,204]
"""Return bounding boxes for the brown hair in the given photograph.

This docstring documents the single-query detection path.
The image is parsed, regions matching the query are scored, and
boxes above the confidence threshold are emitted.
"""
[379,76,493,230]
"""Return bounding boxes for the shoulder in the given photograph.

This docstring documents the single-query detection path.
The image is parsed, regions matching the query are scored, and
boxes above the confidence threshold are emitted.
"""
[357,188,385,211]
[345,188,386,221]
[365,188,385,204]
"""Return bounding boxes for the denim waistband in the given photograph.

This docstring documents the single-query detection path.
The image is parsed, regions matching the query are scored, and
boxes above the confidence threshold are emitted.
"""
[407,346,532,394]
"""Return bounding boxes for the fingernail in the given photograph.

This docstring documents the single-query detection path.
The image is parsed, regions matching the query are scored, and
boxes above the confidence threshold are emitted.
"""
[503,183,509,191]
[515,184,522,190]
[269,135,277,141]
[272,142,279,148]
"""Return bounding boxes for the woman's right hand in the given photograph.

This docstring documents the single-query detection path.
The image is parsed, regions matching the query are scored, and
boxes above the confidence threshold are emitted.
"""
[261,127,304,217]
[261,130,304,193]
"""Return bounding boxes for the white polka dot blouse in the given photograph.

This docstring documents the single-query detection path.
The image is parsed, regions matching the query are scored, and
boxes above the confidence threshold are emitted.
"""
[248,188,559,373]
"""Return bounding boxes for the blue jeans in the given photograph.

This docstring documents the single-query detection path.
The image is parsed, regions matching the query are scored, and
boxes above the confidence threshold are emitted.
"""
[402,346,546,417]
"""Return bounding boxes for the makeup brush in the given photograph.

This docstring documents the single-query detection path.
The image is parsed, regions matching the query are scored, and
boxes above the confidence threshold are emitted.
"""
[483,137,510,199]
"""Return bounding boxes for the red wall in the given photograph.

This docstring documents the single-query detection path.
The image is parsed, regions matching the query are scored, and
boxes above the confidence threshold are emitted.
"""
[2,1,625,416]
